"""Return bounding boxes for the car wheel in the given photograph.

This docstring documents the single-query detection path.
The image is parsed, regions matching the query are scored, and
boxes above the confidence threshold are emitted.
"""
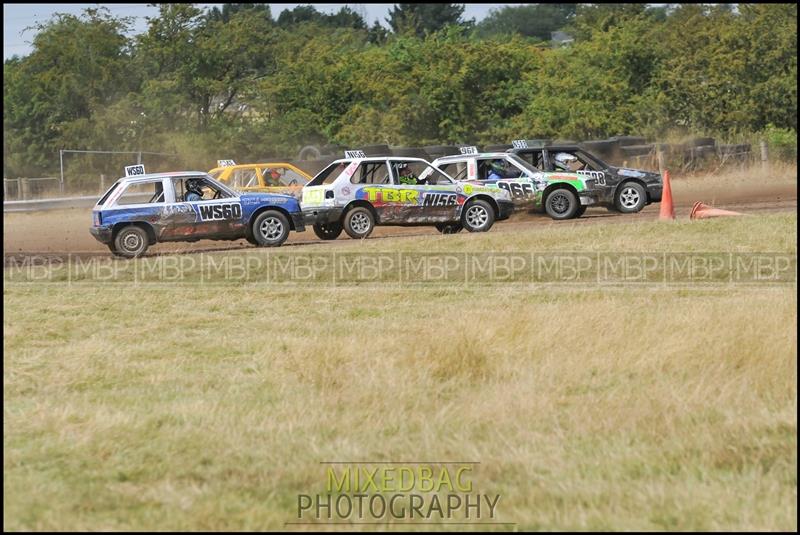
[107,244,125,257]
[343,206,375,239]
[574,205,587,218]
[312,222,343,240]
[435,223,463,234]
[252,210,290,247]
[614,182,647,213]
[544,188,579,220]
[113,225,149,258]
[461,199,495,232]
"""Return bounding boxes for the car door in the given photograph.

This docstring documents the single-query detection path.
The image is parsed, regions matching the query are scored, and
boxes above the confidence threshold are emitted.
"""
[497,156,541,203]
[173,176,243,239]
[397,161,461,222]
[350,160,409,223]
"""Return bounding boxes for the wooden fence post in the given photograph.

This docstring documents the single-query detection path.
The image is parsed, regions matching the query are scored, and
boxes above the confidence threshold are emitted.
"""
[760,140,769,170]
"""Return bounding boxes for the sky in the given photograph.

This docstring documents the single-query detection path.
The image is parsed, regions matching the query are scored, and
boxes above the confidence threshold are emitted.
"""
[3,3,523,60]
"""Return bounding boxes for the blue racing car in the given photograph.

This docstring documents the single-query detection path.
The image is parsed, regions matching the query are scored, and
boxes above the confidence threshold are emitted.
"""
[90,171,305,257]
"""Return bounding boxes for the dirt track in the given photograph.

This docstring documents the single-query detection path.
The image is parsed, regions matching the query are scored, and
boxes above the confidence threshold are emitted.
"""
[4,181,796,257]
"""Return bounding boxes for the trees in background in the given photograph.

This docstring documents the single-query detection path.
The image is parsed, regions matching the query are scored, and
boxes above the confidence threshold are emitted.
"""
[386,4,472,37]
[3,3,797,177]
[477,4,576,41]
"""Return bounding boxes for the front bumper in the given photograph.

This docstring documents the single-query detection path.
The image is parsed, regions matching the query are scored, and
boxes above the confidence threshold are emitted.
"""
[302,206,344,227]
[89,225,113,244]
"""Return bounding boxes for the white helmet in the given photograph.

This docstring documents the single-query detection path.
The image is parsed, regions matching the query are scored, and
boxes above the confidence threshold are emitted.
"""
[554,152,578,168]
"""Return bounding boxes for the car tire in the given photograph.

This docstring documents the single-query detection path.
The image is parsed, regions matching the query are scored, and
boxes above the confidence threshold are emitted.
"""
[251,210,290,247]
[614,181,647,213]
[544,188,579,220]
[435,223,463,234]
[343,206,375,239]
[107,244,125,257]
[461,199,495,232]
[312,222,343,240]
[574,205,587,218]
[113,225,149,258]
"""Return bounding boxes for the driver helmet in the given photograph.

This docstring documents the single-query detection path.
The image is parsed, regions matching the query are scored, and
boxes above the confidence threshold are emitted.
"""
[489,160,505,173]
[554,152,578,168]
[186,178,203,193]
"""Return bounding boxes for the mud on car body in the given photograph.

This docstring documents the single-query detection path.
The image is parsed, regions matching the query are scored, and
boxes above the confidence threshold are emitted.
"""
[90,171,304,257]
[507,140,663,213]
[432,148,603,220]
[300,152,514,240]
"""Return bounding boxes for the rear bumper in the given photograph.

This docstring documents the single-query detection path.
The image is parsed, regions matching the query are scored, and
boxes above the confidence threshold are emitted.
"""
[302,206,344,226]
[290,212,306,232]
[89,225,113,244]
[647,183,663,203]
[497,200,514,221]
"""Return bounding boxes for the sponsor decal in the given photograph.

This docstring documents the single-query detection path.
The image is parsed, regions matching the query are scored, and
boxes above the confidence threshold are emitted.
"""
[162,204,194,216]
[124,164,146,177]
[497,181,534,198]
[463,184,474,195]
[423,192,458,206]
[341,187,351,196]
[303,189,325,204]
[577,169,607,185]
[360,187,419,204]
[344,161,359,178]
[197,203,242,221]
[618,168,646,178]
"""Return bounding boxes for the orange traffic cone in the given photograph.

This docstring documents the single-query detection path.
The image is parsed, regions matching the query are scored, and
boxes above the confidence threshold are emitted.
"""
[659,169,675,220]
[689,201,744,220]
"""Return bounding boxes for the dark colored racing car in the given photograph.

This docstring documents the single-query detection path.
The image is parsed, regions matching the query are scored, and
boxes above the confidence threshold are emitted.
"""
[508,140,663,213]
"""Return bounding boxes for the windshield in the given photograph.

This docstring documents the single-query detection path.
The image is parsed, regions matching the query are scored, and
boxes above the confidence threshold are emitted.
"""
[507,154,541,174]
[97,181,121,206]
[201,174,239,197]
[307,162,347,186]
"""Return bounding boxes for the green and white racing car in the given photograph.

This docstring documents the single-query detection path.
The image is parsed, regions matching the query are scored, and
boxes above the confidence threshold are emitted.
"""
[432,147,602,219]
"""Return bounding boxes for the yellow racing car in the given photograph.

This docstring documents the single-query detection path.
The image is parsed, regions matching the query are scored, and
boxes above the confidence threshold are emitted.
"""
[208,160,311,198]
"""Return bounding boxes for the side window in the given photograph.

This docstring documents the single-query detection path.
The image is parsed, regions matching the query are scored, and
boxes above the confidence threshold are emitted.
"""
[550,151,596,172]
[260,167,309,187]
[174,177,233,202]
[517,150,545,170]
[114,181,164,205]
[232,169,258,188]
[437,162,467,181]
[351,162,391,185]
[476,159,493,180]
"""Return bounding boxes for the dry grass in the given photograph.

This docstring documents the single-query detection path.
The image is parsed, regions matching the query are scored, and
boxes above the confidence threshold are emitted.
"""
[4,214,797,531]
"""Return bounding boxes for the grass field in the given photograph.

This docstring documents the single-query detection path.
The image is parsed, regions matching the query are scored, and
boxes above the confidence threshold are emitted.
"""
[4,214,797,531]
